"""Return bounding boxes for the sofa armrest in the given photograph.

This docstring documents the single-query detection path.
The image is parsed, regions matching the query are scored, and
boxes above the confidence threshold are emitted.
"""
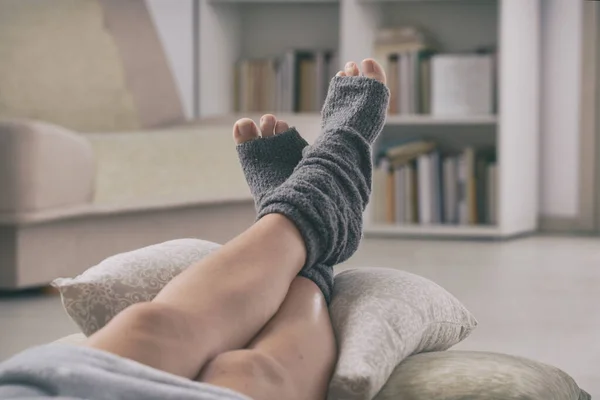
[0,119,95,219]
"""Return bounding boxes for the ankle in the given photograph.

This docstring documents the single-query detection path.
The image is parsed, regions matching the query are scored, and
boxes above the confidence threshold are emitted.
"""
[259,214,308,267]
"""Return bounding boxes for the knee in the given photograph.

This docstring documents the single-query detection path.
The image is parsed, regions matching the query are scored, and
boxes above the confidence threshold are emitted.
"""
[116,302,196,342]
[203,350,295,394]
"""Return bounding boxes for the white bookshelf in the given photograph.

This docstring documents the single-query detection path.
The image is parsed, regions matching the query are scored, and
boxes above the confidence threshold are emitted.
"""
[385,115,498,126]
[197,0,541,239]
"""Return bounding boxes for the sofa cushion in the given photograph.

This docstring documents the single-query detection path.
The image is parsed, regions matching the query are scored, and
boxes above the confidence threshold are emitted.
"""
[0,119,95,217]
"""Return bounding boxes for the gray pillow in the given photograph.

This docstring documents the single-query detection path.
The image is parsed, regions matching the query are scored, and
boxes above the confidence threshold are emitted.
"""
[328,268,478,400]
[374,351,591,400]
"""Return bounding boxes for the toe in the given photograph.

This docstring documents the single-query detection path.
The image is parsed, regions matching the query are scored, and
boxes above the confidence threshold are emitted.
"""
[233,118,260,144]
[344,61,359,77]
[274,120,290,134]
[361,58,386,85]
[336,70,346,77]
[259,114,277,138]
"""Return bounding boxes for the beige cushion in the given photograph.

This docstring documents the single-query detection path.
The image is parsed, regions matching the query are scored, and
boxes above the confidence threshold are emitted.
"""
[0,119,95,217]
[374,351,591,400]
[327,268,477,400]
[53,238,222,336]
[53,240,477,400]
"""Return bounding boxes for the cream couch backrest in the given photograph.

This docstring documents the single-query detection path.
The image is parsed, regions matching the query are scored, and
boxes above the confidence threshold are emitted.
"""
[0,0,185,133]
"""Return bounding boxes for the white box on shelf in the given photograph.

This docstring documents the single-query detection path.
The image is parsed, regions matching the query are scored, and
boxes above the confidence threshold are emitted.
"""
[431,54,494,116]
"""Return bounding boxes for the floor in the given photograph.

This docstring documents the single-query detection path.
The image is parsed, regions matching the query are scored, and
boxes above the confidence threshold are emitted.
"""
[1,235,598,396]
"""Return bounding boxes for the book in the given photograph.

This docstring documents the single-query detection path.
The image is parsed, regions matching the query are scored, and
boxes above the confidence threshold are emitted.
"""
[373,26,429,67]
[394,166,406,224]
[430,152,442,223]
[420,55,432,114]
[328,52,339,84]
[442,156,458,224]
[457,151,468,225]
[298,57,316,112]
[476,156,488,224]
[465,148,477,224]
[487,163,498,224]
[315,51,328,111]
[371,160,389,224]
[405,162,417,223]
[386,165,396,223]
[385,141,436,167]
[417,153,433,224]
[388,56,399,114]
[398,53,411,115]
[431,54,494,116]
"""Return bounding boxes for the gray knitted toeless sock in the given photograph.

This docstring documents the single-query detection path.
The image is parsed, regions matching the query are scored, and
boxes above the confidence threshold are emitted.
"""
[236,128,308,210]
[257,76,390,303]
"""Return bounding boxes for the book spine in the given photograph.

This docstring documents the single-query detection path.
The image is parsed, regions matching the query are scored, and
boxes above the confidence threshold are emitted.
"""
[487,163,498,225]
[429,152,442,223]
[371,159,389,224]
[406,162,417,223]
[443,157,458,224]
[385,164,395,224]
[457,152,468,225]
[465,148,477,224]
[394,166,406,224]
[399,54,410,115]
[315,51,326,111]
[417,154,432,224]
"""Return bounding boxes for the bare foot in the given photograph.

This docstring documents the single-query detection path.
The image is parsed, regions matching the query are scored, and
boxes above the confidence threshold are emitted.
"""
[335,58,386,85]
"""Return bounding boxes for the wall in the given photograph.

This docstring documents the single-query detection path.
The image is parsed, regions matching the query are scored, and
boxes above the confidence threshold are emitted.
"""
[539,0,583,218]
[146,0,194,120]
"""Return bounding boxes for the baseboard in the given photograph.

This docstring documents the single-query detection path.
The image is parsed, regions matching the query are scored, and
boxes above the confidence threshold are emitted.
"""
[538,215,591,232]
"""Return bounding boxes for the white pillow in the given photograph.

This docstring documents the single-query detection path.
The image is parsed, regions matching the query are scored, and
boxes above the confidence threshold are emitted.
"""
[327,268,477,400]
[53,238,221,336]
[53,240,477,400]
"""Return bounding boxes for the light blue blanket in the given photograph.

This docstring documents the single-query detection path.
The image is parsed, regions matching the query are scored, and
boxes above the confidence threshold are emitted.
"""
[0,344,251,400]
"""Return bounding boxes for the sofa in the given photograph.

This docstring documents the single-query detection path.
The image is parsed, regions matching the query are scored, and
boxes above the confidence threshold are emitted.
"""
[0,0,324,289]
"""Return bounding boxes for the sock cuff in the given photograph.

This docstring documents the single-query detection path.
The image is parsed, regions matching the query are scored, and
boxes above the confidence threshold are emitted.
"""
[321,76,390,143]
[298,266,333,304]
[236,127,308,157]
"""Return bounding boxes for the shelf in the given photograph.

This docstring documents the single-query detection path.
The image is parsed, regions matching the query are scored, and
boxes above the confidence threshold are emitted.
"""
[359,0,493,3]
[385,114,497,126]
[364,224,501,238]
[210,0,338,4]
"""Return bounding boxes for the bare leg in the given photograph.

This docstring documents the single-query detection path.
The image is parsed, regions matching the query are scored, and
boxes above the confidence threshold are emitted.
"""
[198,277,337,400]
[86,213,307,379]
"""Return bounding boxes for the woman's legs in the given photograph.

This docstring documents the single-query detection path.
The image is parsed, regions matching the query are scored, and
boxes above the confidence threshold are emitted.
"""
[86,213,307,379]
[84,59,386,396]
[198,277,337,400]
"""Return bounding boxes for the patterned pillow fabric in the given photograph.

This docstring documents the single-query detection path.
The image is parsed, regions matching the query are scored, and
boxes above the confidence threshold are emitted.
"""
[52,238,221,336]
[327,268,478,400]
[373,351,591,400]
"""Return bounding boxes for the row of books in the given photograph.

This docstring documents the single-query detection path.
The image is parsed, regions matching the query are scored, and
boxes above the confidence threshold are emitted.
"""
[371,141,497,226]
[374,26,496,116]
[235,50,338,113]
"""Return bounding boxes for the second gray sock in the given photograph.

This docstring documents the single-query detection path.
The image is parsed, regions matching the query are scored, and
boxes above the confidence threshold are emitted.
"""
[236,128,308,210]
